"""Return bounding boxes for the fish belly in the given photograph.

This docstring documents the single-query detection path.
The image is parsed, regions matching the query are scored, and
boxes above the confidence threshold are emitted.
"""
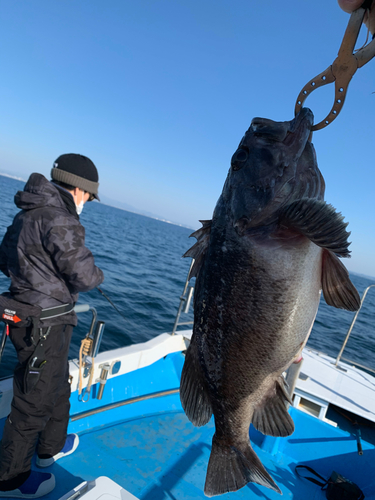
[195,235,322,402]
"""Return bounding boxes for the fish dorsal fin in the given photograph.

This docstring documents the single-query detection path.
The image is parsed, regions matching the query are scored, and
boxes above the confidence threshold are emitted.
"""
[279,198,351,257]
[252,376,294,437]
[322,250,360,311]
[183,220,212,279]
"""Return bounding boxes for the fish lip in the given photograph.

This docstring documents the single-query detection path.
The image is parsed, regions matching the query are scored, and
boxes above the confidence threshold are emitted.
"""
[250,108,313,144]
[286,108,313,142]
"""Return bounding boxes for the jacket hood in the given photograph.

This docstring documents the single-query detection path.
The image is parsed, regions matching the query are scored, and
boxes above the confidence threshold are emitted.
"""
[15,173,69,211]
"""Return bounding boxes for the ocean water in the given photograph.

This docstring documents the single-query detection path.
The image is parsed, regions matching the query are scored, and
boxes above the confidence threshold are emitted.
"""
[0,174,374,379]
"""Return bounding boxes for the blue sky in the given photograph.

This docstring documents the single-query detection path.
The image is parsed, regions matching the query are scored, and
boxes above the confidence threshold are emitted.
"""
[0,1,374,277]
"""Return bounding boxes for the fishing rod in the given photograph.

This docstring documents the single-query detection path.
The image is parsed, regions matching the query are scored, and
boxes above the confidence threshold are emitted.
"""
[96,287,129,324]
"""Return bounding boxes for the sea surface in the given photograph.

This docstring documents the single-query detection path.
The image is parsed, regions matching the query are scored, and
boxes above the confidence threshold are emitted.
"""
[0,174,374,379]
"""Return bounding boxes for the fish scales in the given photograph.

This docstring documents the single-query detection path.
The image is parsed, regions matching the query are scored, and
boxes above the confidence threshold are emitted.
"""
[196,225,321,417]
[180,108,361,496]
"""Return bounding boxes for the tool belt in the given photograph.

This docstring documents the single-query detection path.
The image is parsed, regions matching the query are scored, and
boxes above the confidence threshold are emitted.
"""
[0,293,74,329]
[0,293,74,394]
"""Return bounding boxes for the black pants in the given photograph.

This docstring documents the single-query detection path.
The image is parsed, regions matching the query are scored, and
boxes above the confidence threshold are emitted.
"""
[0,324,73,489]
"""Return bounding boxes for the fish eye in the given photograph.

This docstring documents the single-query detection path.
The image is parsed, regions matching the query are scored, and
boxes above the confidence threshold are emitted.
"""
[231,148,248,171]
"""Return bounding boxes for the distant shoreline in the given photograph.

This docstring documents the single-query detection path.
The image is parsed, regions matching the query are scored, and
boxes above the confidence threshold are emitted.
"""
[0,172,27,182]
[99,201,195,231]
[0,172,195,231]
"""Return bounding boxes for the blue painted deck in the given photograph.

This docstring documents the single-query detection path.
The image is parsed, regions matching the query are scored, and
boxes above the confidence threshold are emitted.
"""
[2,352,375,499]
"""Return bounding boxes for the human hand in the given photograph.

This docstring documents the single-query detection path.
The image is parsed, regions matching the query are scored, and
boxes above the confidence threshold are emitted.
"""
[338,0,375,34]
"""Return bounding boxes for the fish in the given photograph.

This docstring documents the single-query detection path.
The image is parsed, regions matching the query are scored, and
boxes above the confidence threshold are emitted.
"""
[180,108,360,497]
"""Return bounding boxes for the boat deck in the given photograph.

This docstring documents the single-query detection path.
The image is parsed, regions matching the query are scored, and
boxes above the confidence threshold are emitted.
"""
[24,392,375,499]
[0,337,374,499]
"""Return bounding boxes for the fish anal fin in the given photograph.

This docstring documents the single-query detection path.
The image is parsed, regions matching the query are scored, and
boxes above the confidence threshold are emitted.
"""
[204,434,281,496]
[183,220,212,279]
[252,377,294,437]
[180,343,212,427]
[322,249,360,311]
[279,198,351,257]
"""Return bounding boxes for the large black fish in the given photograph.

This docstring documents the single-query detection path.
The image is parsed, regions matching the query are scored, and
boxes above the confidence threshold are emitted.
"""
[180,108,360,496]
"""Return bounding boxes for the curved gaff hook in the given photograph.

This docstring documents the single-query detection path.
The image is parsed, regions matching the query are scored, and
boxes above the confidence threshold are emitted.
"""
[295,5,375,132]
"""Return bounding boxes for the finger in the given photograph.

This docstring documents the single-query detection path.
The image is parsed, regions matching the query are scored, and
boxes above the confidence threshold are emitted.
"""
[337,0,366,13]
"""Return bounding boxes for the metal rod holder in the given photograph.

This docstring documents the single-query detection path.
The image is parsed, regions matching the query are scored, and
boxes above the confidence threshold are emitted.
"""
[91,321,105,358]
[97,363,110,400]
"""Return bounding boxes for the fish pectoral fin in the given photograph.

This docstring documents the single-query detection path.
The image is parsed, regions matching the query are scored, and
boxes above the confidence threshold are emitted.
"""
[322,249,361,311]
[183,220,212,279]
[204,434,281,497]
[252,377,294,437]
[279,198,351,257]
[180,342,212,427]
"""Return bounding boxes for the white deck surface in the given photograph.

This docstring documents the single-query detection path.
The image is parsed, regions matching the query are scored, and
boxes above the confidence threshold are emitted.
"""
[295,348,375,423]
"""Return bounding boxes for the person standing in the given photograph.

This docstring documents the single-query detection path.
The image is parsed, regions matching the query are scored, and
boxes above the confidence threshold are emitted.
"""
[0,154,104,498]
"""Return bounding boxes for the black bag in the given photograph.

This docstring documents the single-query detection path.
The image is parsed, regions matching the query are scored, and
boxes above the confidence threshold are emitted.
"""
[295,466,365,500]
[0,293,42,329]
[326,471,365,500]
[0,293,46,394]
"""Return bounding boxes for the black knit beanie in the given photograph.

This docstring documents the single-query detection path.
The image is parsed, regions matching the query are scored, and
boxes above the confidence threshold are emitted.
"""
[51,153,100,201]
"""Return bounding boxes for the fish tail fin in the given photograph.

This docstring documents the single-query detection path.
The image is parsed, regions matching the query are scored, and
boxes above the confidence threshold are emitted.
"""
[204,435,281,497]
[252,377,295,437]
[180,343,212,427]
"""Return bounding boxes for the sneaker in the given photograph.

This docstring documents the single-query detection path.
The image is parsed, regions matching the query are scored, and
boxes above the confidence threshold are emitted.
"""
[0,471,55,498]
[36,434,79,468]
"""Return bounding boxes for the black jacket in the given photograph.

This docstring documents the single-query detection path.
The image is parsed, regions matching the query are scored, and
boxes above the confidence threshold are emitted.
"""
[0,173,104,326]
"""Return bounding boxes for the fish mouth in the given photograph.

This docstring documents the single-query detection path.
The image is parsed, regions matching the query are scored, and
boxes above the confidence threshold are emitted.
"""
[250,108,313,146]
[249,108,313,188]
[282,108,314,147]
[231,109,315,234]
[231,109,314,184]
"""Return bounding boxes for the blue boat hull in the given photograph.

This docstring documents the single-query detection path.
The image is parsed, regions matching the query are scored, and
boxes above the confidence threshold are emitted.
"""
[0,352,374,499]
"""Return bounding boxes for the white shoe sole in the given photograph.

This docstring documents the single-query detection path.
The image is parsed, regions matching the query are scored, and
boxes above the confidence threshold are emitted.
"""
[36,435,79,468]
[0,474,55,498]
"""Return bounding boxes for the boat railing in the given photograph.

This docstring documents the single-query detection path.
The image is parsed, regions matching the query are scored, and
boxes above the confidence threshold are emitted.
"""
[335,284,375,368]
[305,346,375,375]
[74,304,105,357]
[339,355,375,375]
[171,259,195,335]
